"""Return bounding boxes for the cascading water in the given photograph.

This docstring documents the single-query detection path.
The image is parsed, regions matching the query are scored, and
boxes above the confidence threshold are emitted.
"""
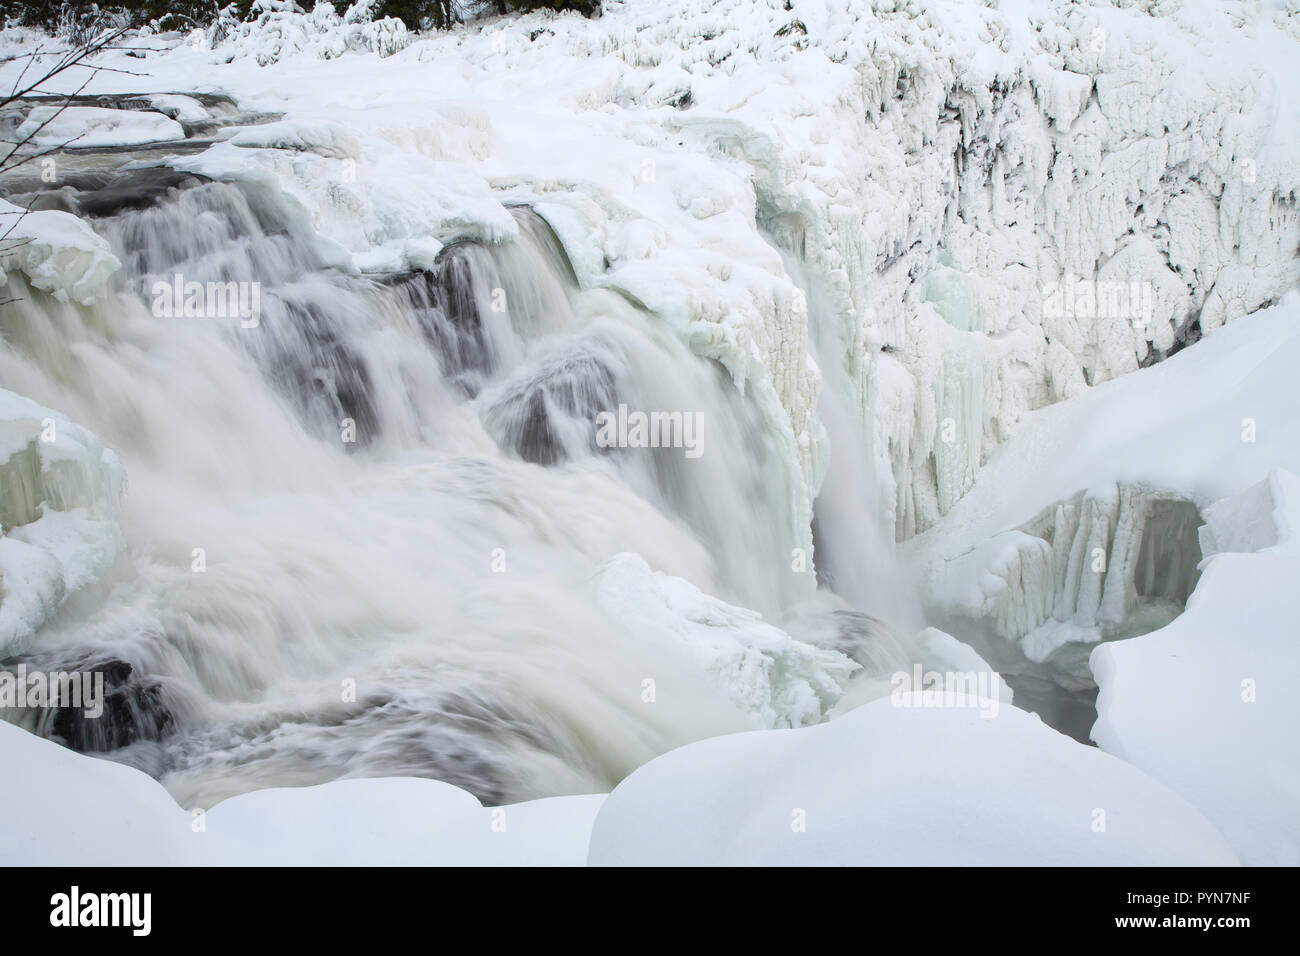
[1,143,915,807]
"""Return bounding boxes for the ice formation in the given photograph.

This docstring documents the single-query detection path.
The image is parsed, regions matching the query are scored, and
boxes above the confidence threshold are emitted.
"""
[594,552,857,729]
[937,482,1202,670]
[0,199,121,305]
[0,389,124,659]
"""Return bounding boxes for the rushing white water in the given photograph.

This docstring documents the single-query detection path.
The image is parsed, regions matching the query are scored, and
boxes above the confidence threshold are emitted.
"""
[1,148,913,807]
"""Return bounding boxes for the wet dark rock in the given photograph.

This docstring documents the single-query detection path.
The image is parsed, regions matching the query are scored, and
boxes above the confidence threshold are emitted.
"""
[485,347,619,466]
[2,656,179,753]
[73,167,210,218]
[276,297,381,447]
[667,88,694,110]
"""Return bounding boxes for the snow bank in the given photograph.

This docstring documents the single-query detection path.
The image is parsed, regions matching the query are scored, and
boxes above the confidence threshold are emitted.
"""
[1092,470,1300,866]
[0,721,601,865]
[587,696,1238,866]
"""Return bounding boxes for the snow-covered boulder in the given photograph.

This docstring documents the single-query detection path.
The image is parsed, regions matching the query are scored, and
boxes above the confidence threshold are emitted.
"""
[12,106,185,150]
[0,199,121,306]
[588,697,1239,866]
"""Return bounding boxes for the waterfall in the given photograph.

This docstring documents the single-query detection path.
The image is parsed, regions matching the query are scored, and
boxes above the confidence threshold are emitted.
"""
[1,149,908,807]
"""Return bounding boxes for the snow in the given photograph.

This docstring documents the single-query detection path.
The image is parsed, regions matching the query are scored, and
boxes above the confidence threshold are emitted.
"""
[1092,469,1300,866]
[0,720,601,866]
[908,299,1300,864]
[587,696,1238,866]
[908,297,1300,657]
[145,93,212,124]
[12,106,185,150]
[0,199,121,306]
[0,0,1295,866]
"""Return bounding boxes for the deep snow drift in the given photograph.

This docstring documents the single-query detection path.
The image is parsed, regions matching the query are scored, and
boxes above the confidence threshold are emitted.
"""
[1,0,1298,865]
[587,696,1239,866]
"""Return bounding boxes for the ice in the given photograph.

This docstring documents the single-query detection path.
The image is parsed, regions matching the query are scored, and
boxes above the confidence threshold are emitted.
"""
[0,389,124,659]
[0,199,121,305]
[594,553,858,729]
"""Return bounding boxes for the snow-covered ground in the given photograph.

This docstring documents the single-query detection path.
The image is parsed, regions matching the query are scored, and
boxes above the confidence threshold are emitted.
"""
[1,0,1297,865]
[0,719,602,865]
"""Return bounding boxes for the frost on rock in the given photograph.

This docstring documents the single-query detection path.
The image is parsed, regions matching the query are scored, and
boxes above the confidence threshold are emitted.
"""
[594,553,858,729]
[0,389,124,659]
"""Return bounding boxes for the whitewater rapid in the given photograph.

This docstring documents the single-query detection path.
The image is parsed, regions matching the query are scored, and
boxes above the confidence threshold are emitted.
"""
[0,127,913,806]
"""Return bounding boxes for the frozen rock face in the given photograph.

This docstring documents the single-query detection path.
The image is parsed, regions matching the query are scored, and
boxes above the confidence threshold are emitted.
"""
[710,0,1300,538]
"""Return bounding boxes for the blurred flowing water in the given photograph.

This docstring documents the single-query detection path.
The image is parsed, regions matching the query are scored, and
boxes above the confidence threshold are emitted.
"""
[0,149,913,805]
